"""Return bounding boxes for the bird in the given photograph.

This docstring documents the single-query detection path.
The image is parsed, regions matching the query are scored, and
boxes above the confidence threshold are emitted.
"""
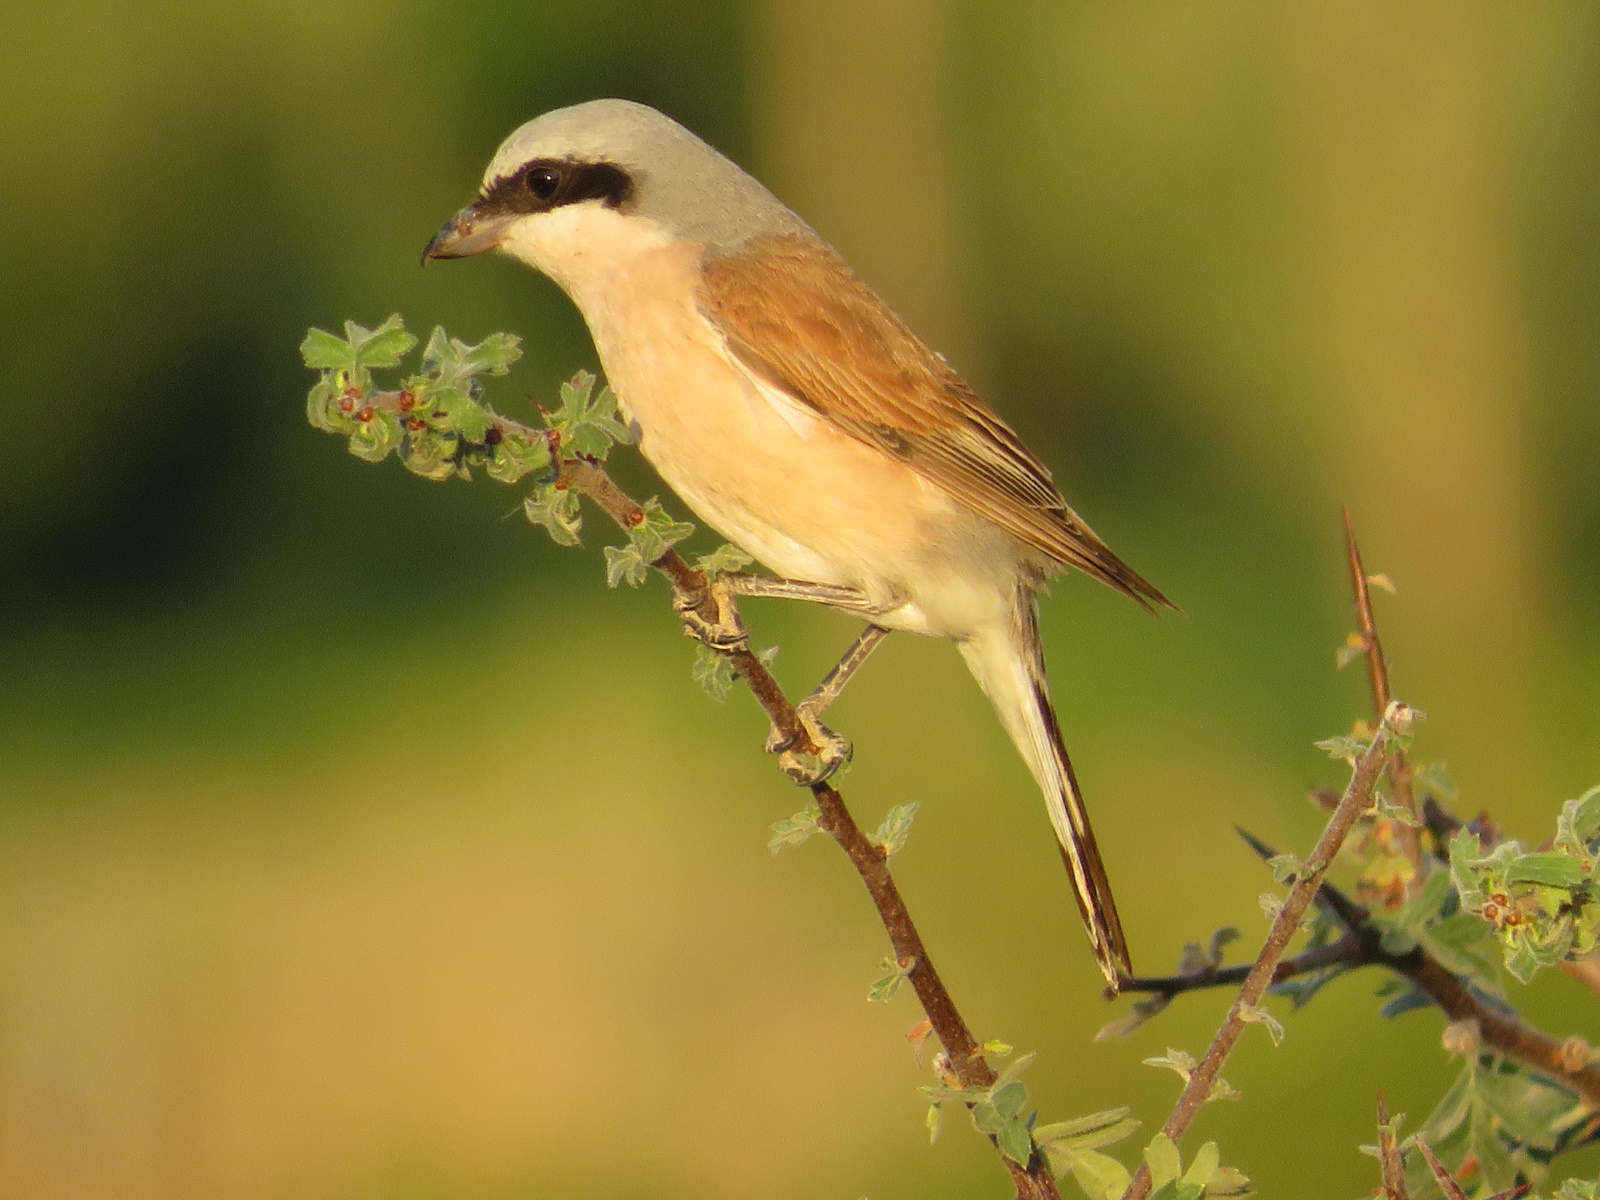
[423,98,1171,990]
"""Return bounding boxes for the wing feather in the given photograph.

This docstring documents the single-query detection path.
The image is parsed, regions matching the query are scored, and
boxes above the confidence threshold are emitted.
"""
[699,235,1171,610]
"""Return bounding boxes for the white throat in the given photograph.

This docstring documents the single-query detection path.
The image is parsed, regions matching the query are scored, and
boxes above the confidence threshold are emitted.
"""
[496,204,687,316]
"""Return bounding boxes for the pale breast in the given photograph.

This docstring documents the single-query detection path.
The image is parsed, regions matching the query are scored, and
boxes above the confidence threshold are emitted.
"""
[499,205,1023,637]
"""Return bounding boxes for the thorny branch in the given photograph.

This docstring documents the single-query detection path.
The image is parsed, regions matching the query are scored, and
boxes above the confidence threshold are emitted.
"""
[1343,508,1425,894]
[352,386,1062,1196]
[1118,706,1400,1200]
[1119,834,1600,1109]
[553,447,1060,1198]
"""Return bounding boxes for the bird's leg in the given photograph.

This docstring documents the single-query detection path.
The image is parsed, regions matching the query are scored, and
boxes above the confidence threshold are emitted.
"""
[672,572,748,651]
[721,573,885,616]
[765,623,891,786]
[798,622,891,721]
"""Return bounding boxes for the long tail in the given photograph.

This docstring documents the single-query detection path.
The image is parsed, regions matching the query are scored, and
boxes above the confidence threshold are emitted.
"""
[958,593,1132,991]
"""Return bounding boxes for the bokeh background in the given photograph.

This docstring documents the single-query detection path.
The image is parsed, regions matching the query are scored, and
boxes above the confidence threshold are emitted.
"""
[3,1,1599,1196]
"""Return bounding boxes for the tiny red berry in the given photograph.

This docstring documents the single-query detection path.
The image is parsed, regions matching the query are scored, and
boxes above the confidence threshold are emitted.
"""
[356,407,373,423]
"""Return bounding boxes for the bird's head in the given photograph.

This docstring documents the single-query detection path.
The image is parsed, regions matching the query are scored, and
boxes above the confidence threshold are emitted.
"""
[423,99,806,274]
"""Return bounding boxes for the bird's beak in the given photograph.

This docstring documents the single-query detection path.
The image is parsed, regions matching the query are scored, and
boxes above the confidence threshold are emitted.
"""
[421,202,514,264]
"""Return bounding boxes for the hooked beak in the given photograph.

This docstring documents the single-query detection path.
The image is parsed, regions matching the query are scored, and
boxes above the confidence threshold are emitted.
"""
[421,202,515,264]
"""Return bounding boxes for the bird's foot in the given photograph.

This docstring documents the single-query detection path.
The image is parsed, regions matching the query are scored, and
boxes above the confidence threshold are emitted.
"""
[765,698,853,786]
[674,574,748,652]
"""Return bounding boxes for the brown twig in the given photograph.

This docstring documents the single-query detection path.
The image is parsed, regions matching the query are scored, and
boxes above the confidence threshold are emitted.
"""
[1117,934,1365,997]
[1119,709,1399,1200]
[1375,1089,1407,1200]
[1415,1138,1470,1200]
[1344,508,1425,893]
[557,453,1060,1200]
[352,393,1057,1193]
[1120,827,1600,1109]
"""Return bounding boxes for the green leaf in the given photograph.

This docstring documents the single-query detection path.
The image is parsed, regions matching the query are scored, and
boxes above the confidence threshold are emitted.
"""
[603,543,650,588]
[1144,1133,1182,1188]
[400,426,461,480]
[1095,993,1171,1041]
[1205,1077,1242,1104]
[1056,1148,1131,1200]
[995,1118,1034,1166]
[305,379,350,434]
[1504,851,1587,888]
[1236,1002,1284,1045]
[1394,867,1455,933]
[1369,788,1420,826]
[467,330,522,374]
[1266,853,1304,883]
[1182,1142,1220,1189]
[1314,733,1366,762]
[550,370,633,459]
[1143,1048,1197,1080]
[991,1051,1038,1092]
[872,802,919,857]
[1473,1062,1568,1150]
[925,1103,942,1144]
[627,499,695,563]
[348,409,401,463]
[991,1080,1028,1121]
[420,324,522,389]
[422,385,492,443]
[1204,1166,1252,1197]
[866,956,915,1003]
[484,430,553,484]
[1448,829,1487,904]
[691,643,736,702]
[523,484,582,546]
[300,326,356,370]
[349,313,416,368]
[768,803,821,853]
[970,1099,1004,1135]
[694,544,754,575]
[1572,783,1600,841]
[1417,914,1501,988]
[1034,1109,1139,1153]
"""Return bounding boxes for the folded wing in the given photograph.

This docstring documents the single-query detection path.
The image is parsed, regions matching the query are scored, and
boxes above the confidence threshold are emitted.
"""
[699,234,1171,611]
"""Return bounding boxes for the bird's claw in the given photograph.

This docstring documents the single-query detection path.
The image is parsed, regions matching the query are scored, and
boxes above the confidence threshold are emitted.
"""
[765,700,853,786]
[675,575,748,652]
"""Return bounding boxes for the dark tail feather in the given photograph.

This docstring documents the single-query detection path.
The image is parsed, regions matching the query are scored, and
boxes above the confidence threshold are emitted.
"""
[957,594,1132,990]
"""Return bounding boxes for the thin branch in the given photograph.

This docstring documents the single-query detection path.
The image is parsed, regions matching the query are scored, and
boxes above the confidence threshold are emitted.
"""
[1415,1138,1471,1200]
[560,452,1060,1200]
[1404,950,1600,1105]
[1119,710,1399,1200]
[1117,934,1365,997]
[1344,508,1425,892]
[350,390,1060,1194]
[1376,1089,1407,1200]
[1119,836,1600,1109]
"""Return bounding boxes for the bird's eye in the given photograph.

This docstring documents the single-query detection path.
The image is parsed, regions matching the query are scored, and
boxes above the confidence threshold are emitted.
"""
[527,167,560,200]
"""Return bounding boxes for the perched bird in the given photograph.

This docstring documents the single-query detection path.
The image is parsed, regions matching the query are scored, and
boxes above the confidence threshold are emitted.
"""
[425,98,1171,989]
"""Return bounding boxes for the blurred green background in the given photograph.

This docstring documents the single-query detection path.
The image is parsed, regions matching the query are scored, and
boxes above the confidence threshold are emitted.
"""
[3,0,1599,1196]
